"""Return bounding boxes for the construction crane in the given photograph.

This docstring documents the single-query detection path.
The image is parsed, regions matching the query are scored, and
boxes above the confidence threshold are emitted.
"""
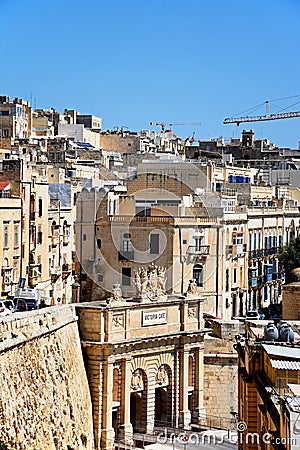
[149,121,201,132]
[224,100,300,126]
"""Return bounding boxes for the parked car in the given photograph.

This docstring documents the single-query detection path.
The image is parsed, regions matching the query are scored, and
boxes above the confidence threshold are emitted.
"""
[15,299,38,312]
[0,301,13,316]
[246,309,265,320]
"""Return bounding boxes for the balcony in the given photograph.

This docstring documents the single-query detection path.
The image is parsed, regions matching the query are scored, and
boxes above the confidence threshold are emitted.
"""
[264,274,273,283]
[249,277,257,288]
[62,263,71,279]
[232,244,246,259]
[51,235,59,246]
[50,266,61,282]
[249,249,263,259]
[28,267,41,287]
[186,245,210,263]
[63,235,70,245]
[118,251,134,261]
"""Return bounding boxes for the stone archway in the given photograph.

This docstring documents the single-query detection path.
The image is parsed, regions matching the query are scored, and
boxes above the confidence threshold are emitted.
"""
[130,369,147,433]
[154,365,172,427]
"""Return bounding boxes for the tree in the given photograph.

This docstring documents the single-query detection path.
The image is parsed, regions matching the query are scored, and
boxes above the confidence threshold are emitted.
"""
[278,236,300,283]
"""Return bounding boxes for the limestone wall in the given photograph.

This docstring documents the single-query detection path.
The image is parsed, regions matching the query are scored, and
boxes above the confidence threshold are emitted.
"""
[0,306,94,450]
[203,321,243,429]
[283,283,300,320]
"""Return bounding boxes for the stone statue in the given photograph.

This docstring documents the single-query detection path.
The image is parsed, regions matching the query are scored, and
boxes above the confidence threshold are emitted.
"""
[107,282,125,306]
[133,269,142,296]
[157,266,166,292]
[131,370,144,391]
[156,366,168,385]
[112,282,123,301]
[134,264,167,301]
[187,279,198,295]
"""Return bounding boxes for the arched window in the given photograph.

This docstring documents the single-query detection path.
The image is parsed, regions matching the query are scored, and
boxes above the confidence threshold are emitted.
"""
[193,264,203,287]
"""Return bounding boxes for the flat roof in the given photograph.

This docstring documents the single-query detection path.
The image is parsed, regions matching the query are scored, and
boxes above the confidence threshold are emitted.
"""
[262,343,300,359]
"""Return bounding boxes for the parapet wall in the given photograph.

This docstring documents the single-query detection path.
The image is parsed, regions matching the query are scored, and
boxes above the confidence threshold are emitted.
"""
[0,306,94,450]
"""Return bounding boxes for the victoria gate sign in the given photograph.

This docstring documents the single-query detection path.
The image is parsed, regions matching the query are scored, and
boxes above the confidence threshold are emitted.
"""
[142,310,167,326]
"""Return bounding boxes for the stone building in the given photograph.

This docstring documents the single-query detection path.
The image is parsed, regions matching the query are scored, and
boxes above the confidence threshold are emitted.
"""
[235,319,300,450]
[76,272,206,450]
[0,95,32,149]
[0,182,22,296]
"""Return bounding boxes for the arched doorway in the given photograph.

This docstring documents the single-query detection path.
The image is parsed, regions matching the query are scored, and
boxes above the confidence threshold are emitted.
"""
[154,365,172,427]
[130,369,147,433]
[112,368,121,439]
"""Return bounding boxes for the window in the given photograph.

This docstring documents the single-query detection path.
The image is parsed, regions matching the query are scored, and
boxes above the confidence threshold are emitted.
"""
[226,269,229,292]
[232,232,243,245]
[122,240,132,252]
[97,239,101,249]
[98,273,103,282]
[233,268,237,284]
[13,261,18,283]
[3,225,9,248]
[150,233,159,254]
[122,267,131,286]
[83,234,87,241]
[37,226,43,244]
[194,237,203,251]
[38,198,43,217]
[2,129,9,137]
[193,264,203,287]
[14,224,19,247]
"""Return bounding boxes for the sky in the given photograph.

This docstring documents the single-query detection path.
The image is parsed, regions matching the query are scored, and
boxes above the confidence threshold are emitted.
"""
[1,0,300,148]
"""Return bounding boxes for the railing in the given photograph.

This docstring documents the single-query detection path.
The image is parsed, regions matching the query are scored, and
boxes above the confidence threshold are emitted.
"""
[187,245,210,256]
[62,263,70,272]
[63,235,70,245]
[118,251,135,261]
[107,216,219,225]
[249,247,279,259]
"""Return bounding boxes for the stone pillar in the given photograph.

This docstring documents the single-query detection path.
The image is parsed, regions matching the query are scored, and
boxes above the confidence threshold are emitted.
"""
[178,348,191,429]
[194,347,206,420]
[146,378,155,434]
[119,358,133,444]
[101,359,115,450]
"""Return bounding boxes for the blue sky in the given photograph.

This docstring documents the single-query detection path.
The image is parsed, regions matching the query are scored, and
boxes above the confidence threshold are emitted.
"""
[1,0,300,148]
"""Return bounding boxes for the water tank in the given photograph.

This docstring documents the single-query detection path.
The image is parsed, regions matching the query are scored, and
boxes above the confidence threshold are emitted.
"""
[264,323,279,342]
[278,322,294,342]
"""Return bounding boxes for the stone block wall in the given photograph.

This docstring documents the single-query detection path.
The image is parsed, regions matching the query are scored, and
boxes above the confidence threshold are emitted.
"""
[203,321,243,429]
[0,306,94,450]
[283,283,300,320]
